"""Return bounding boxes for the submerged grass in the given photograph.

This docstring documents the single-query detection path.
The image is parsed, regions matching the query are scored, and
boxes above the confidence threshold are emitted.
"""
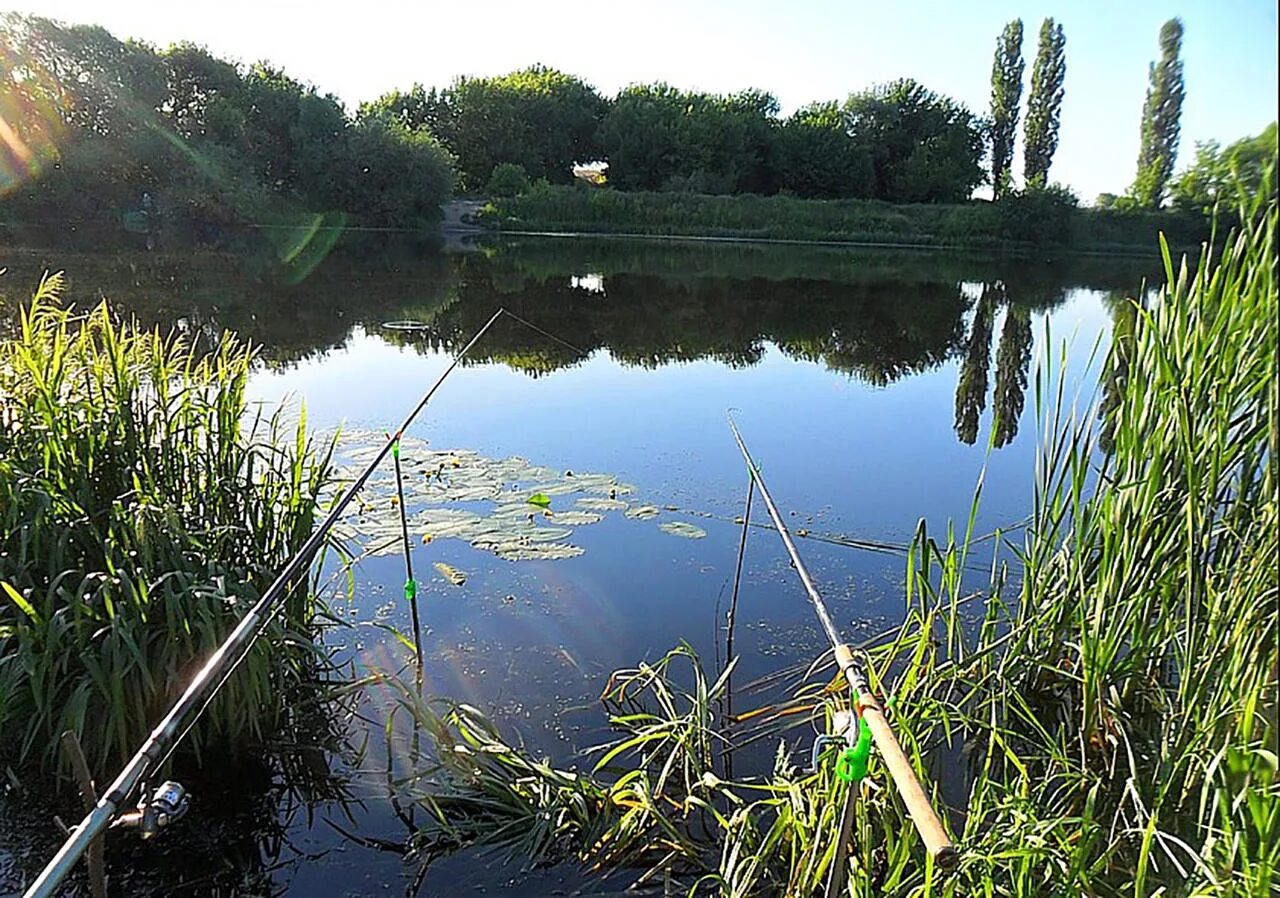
[393,186,1277,895]
[0,275,337,778]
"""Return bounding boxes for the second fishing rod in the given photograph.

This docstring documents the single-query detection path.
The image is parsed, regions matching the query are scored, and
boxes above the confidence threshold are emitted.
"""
[726,414,959,871]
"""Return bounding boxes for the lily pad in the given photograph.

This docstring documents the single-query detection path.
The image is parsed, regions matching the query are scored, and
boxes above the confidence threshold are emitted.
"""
[625,505,661,520]
[526,492,552,508]
[659,521,707,539]
[576,497,628,512]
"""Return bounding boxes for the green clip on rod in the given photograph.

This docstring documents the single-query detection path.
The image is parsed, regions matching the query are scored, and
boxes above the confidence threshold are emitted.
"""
[726,415,958,871]
[23,308,507,898]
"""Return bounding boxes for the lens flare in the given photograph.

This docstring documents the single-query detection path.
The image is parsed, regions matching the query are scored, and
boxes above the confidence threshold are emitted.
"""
[0,46,66,196]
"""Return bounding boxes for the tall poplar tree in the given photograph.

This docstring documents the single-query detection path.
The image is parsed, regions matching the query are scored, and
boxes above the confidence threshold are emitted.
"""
[1023,18,1066,187]
[989,19,1025,198]
[1133,18,1185,208]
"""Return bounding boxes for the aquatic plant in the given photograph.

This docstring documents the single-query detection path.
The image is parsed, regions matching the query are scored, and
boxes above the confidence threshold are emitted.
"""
[392,183,1277,894]
[0,276,337,777]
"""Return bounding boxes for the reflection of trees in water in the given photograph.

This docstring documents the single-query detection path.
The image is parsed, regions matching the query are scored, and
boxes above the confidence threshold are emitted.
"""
[955,285,998,444]
[0,246,457,369]
[1,242,1155,444]
[992,305,1033,448]
[417,264,970,386]
[953,280,1058,448]
[1100,288,1141,454]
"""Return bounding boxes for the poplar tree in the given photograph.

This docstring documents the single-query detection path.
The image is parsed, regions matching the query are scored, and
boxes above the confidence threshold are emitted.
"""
[989,19,1024,198]
[1133,18,1185,208]
[1023,18,1066,187]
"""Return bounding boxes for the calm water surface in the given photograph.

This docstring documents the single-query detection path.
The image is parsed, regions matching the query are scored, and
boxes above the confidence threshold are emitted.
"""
[0,237,1156,896]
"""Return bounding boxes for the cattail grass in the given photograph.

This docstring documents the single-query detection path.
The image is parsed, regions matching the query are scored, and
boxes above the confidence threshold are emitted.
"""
[0,275,337,778]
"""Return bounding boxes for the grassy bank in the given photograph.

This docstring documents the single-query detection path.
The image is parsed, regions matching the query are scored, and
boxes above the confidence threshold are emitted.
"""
[402,188,1277,894]
[0,277,337,778]
[480,183,1211,254]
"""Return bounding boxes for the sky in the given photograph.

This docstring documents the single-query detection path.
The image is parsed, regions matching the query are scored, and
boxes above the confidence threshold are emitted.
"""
[4,0,1277,200]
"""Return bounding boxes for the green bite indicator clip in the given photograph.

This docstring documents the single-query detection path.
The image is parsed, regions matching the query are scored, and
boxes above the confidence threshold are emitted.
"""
[835,713,873,784]
[404,578,416,602]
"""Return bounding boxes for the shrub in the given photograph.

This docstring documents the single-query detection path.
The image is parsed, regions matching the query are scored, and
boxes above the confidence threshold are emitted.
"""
[486,162,531,198]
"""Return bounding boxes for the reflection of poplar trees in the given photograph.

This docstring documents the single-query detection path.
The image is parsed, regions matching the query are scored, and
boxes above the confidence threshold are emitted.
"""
[1100,289,1140,454]
[954,284,999,444]
[992,304,1033,447]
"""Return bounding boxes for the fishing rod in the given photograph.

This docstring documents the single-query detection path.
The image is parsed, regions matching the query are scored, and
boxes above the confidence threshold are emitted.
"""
[726,415,959,871]
[23,309,508,898]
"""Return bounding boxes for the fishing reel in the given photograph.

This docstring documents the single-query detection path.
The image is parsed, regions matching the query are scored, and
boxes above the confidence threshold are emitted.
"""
[112,781,190,839]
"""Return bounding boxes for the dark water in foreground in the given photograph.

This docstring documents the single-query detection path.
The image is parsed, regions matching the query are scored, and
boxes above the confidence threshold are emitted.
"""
[0,237,1157,896]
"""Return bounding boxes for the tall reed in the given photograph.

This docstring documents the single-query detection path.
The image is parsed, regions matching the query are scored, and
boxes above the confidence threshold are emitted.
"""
[0,275,336,778]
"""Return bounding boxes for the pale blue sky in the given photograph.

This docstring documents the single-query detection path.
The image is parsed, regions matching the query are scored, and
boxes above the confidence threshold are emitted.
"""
[8,0,1277,200]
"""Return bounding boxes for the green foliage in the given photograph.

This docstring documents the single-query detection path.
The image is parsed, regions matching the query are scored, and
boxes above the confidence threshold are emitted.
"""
[996,181,1079,244]
[485,162,531,198]
[1133,19,1186,208]
[1170,122,1278,215]
[368,66,607,191]
[483,180,1195,252]
[0,14,454,241]
[989,19,1025,198]
[773,102,873,199]
[600,84,780,195]
[1023,18,1067,187]
[843,79,986,203]
[0,275,338,778]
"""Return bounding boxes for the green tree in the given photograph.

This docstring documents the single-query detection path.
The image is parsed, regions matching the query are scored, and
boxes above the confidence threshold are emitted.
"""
[773,102,873,199]
[0,14,455,243]
[487,162,530,197]
[843,79,986,203]
[1132,18,1185,208]
[1170,123,1277,214]
[390,66,606,191]
[600,84,783,194]
[989,19,1024,198]
[1023,18,1066,187]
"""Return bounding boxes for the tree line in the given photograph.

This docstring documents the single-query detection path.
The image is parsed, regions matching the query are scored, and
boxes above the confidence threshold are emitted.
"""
[2,10,1272,244]
[363,72,990,203]
[0,14,454,237]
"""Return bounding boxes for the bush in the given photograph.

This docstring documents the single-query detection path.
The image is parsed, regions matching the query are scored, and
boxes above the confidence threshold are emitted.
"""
[0,275,336,777]
[486,162,531,198]
[997,182,1079,245]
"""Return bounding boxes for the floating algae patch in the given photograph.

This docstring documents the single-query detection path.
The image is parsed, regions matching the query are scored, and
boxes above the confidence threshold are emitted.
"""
[659,521,707,539]
[328,430,648,562]
[434,562,468,586]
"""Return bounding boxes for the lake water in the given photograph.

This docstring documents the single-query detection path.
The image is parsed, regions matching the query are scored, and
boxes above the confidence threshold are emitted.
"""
[0,237,1157,896]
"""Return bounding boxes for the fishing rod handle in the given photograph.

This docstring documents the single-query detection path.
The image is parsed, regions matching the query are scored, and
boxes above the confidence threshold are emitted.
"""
[835,649,958,869]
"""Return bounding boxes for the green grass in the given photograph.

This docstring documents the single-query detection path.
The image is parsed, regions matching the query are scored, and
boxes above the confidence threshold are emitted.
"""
[0,275,338,778]
[480,182,1211,254]
[394,184,1277,895]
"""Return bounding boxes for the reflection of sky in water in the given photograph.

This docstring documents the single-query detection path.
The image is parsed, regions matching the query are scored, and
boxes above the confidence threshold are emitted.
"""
[244,280,1118,743]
